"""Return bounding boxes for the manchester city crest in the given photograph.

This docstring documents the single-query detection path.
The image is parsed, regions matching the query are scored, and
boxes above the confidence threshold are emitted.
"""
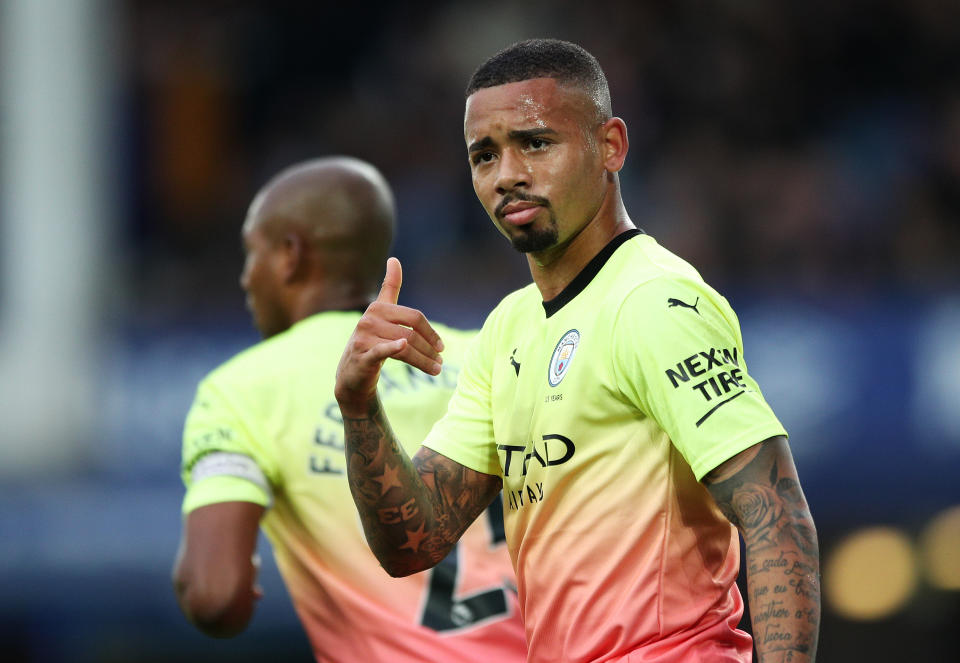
[548,329,580,387]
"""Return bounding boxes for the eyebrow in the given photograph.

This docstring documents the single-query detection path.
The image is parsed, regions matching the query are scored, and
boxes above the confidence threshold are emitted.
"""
[467,136,495,154]
[467,127,559,153]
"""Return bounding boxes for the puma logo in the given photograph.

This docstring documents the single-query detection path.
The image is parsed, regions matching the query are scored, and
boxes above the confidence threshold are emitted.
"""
[510,348,521,376]
[667,297,700,315]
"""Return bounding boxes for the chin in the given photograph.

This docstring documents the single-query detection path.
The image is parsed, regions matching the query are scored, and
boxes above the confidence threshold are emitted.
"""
[511,227,560,253]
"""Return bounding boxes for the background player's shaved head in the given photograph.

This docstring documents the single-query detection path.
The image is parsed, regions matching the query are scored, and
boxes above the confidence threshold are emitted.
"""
[247,156,395,295]
[240,157,396,337]
[465,38,612,125]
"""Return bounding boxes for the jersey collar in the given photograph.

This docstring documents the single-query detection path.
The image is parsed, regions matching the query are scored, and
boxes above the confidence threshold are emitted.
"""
[542,228,642,318]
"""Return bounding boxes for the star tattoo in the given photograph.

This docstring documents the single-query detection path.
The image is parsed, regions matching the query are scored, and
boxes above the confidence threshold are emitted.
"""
[399,522,428,553]
[372,462,403,496]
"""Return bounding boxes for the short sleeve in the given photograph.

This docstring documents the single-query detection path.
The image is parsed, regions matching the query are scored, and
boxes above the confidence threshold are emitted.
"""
[180,377,277,513]
[182,475,269,514]
[421,322,501,476]
[612,277,787,480]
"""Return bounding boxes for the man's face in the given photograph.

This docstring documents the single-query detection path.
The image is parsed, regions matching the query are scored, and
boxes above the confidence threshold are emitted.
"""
[240,217,288,338]
[464,78,607,256]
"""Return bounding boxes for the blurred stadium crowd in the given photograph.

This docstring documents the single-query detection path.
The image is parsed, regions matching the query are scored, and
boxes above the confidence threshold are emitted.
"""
[126,0,960,327]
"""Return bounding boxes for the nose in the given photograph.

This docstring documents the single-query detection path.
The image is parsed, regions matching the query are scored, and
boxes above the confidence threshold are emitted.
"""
[495,149,529,195]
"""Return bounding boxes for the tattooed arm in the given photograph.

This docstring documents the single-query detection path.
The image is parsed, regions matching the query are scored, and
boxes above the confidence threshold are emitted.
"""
[342,402,501,576]
[335,258,502,576]
[704,436,820,663]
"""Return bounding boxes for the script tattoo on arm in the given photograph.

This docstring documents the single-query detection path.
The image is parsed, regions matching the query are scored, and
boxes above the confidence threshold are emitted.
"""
[343,399,502,577]
[705,436,821,663]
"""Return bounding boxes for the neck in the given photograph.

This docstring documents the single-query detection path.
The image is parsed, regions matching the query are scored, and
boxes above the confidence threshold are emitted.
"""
[289,283,373,324]
[526,187,634,301]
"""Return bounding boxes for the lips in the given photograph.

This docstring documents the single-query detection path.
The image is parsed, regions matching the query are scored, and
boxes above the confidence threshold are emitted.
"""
[500,202,541,226]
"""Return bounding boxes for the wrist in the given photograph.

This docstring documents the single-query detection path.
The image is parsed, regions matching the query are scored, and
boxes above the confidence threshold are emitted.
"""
[335,392,379,420]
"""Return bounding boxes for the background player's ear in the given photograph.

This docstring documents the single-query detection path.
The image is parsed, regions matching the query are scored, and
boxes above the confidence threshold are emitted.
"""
[280,231,305,283]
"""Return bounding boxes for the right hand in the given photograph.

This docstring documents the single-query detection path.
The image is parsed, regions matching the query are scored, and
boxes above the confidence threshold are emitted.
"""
[334,257,445,417]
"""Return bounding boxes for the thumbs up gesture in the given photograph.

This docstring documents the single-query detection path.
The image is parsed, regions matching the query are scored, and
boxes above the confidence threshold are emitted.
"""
[335,258,445,418]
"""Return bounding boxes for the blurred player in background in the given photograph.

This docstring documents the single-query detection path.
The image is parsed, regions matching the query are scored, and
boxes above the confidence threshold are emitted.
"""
[335,40,820,662]
[172,157,526,662]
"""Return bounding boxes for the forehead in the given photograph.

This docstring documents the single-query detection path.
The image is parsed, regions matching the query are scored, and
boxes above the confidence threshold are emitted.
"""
[241,187,273,240]
[241,213,270,247]
[464,78,591,143]
[241,212,259,239]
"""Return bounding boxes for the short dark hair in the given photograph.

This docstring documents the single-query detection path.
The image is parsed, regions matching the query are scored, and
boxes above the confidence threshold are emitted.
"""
[465,39,612,121]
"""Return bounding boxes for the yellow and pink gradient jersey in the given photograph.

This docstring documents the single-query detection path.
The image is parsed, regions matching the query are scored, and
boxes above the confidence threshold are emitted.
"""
[181,312,526,663]
[423,231,787,662]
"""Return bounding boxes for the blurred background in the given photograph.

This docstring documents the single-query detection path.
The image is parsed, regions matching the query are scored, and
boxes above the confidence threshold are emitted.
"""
[2,0,959,660]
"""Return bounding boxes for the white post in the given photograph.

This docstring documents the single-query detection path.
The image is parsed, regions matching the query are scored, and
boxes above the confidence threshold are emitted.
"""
[0,0,117,474]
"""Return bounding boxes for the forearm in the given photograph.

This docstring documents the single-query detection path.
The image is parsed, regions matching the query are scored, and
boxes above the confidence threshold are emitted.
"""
[705,437,821,662]
[342,397,463,576]
[335,267,491,575]
[743,514,820,662]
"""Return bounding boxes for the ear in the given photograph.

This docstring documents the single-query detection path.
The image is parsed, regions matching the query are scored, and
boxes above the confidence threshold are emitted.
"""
[600,117,629,173]
[279,232,305,284]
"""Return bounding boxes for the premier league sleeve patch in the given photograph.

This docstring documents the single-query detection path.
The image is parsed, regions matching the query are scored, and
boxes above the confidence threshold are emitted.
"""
[548,329,580,387]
